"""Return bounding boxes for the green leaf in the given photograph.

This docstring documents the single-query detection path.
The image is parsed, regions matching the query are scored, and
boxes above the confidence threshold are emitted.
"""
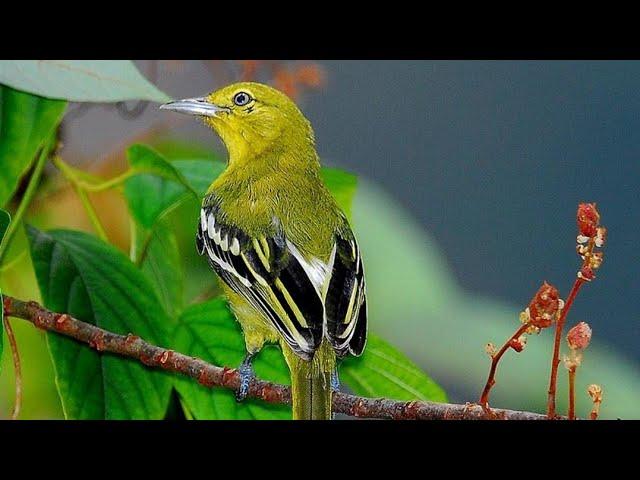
[152,138,219,161]
[341,334,447,402]
[321,168,357,218]
[0,86,66,207]
[27,226,173,419]
[0,208,9,246]
[124,157,224,229]
[0,286,4,375]
[173,298,291,419]
[0,209,8,368]
[127,144,198,198]
[139,220,183,318]
[0,60,171,103]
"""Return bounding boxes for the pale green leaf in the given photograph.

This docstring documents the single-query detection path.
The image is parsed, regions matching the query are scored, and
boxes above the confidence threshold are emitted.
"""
[0,60,171,103]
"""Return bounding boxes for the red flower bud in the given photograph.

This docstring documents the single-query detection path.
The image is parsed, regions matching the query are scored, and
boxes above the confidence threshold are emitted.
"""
[577,203,600,238]
[567,322,592,350]
[578,265,596,282]
[509,336,527,352]
[528,282,561,328]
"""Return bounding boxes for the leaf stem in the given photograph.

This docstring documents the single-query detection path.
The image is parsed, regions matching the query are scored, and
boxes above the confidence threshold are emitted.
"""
[479,322,530,409]
[3,316,22,420]
[0,135,55,264]
[78,170,134,192]
[74,185,108,242]
[129,217,138,263]
[135,231,153,267]
[53,156,111,242]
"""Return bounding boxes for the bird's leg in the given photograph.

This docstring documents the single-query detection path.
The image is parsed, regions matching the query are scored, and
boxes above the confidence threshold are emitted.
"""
[236,352,255,402]
[331,368,340,392]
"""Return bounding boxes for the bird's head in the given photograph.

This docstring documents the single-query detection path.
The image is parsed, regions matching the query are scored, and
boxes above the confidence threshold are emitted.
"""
[160,82,315,165]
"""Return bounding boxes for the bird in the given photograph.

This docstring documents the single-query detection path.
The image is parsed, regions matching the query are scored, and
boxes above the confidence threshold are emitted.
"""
[160,82,367,420]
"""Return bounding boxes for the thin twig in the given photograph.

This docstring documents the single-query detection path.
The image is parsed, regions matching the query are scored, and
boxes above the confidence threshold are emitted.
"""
[2,316,22,419]
[479,323,529,409]
[568,366,576,420]
[2,294,559,420]
[547,277,586,417]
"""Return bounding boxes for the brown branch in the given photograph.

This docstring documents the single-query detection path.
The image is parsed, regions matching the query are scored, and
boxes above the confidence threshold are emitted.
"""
[2,295,557,421]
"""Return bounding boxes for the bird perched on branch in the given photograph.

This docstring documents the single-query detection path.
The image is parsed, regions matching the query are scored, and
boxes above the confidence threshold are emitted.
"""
[160,82,367,420]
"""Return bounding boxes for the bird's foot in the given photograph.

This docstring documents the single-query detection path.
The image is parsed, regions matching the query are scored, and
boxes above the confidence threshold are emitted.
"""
[331,369,340,392]
[235,353,255,402]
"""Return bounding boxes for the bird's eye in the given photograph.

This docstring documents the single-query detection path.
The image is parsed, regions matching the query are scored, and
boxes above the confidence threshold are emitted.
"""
[233,91,251,106]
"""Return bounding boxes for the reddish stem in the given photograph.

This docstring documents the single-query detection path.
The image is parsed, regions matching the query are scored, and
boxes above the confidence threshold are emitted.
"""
[479,323,530,409]
[546,278,585,418]
[568,366,577,420]
[3,316,22,420]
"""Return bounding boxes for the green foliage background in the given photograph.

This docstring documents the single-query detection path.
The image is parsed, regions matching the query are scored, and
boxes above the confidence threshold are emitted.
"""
[0,61,446,419]
[1,60,638,419]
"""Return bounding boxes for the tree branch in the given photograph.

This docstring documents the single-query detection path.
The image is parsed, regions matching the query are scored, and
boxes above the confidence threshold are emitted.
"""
[2,295,555,420]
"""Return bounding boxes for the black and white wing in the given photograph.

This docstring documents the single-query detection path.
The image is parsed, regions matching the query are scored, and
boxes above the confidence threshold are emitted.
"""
[196,202,324,360]
[324,228,367,357]
[197,201,367,360]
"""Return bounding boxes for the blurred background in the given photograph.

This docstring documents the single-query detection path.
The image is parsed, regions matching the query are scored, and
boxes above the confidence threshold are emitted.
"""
[1,60,639,418]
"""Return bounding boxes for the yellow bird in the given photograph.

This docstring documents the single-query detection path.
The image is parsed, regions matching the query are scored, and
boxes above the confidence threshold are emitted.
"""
[161,82,367,419]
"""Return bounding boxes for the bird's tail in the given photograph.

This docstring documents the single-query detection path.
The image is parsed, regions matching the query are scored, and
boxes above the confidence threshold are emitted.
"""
[283,340,335,420]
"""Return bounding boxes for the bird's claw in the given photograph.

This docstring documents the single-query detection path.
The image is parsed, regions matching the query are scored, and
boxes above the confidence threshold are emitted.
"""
[235,354,255,402]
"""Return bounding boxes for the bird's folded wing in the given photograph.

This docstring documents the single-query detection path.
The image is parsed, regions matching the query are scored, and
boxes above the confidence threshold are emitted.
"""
[324,228,367,357]
[197,205,324,360]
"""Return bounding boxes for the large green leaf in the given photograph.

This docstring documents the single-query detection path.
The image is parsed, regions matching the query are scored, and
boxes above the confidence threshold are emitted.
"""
[173,298,291,419]
[0,86,66,207]
[0,61,171,103]
[27,226,173,419]
[341,334,447,402]
[139,220,183,318]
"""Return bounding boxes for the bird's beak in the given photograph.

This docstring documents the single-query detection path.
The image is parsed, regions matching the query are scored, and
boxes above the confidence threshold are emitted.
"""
[159,97,229,117]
